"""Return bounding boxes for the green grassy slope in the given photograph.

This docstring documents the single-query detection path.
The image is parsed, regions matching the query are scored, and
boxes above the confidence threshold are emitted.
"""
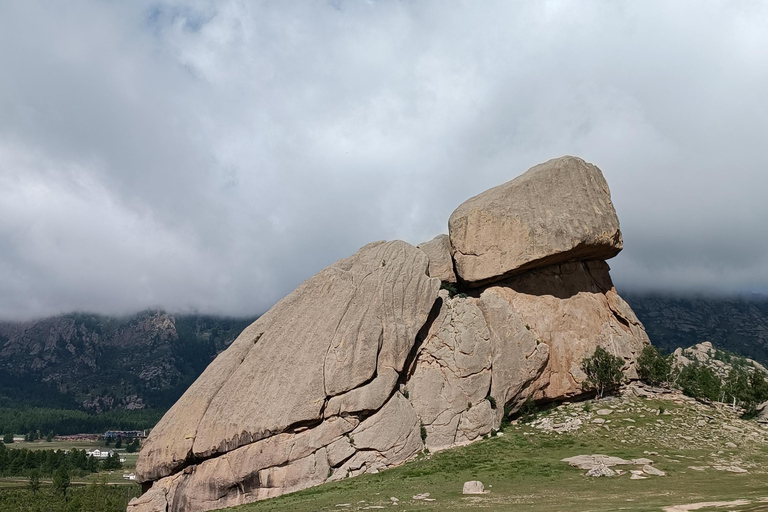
[232,392,768,512]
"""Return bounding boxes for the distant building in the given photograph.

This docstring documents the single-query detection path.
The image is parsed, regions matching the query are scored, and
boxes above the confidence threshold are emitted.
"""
[55,434,99,441]
[86,449,116,459]
[103,430,146,439]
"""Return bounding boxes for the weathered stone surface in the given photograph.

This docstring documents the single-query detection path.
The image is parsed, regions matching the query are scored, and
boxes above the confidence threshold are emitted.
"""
[756,401,768,424]
[134,240,439,507]
[406,293,494,450]
[324,368,400,418]
[417,234,457,283]
[586,464,617,477]
[349,392,423,465]
[483,260,649,400]
[132,417,358,512]
[449,156,622,286]
[462,480,485,494]
[477,288,550,422]
[642,464,666,476]
[561,454,633,470]
[126,485,170,512]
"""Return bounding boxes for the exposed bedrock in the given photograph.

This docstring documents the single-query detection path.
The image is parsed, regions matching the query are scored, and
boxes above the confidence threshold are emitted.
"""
[484,260,648,401]
[131,240,440,511]
[130,156,649,512]
[448,155,623,287]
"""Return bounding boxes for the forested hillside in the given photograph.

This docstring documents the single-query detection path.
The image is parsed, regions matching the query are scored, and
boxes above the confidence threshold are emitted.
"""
[0,311,255,413]
[624,293,768,364]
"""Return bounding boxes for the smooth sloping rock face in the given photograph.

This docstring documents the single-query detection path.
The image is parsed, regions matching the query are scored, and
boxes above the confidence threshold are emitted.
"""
[484,260,649,400]
[448,156,622,286]
[417,234,457,283]
[133,240,440,508]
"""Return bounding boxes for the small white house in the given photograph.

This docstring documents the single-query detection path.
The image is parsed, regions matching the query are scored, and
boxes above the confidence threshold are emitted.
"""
[86,449,114,459]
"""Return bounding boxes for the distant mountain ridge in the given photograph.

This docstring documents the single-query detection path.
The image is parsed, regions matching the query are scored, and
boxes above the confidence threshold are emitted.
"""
[2,294,767,416]
[0,310,256,412]
[624,293,768,365]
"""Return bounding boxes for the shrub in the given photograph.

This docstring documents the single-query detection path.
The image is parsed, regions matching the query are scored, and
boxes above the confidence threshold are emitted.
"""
[580,346,625,398]
[503,402,514,420]
[637,345,673,386]
[517,398,539,423]
[677,361,721,402]
[440,282,458,297]
[486,395,497,409]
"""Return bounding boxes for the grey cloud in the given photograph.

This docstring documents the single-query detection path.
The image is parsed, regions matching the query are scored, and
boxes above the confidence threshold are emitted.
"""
[1,0,767,320]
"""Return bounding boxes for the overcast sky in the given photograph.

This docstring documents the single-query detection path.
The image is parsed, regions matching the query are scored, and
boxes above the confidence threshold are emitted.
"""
[1,1,767,320]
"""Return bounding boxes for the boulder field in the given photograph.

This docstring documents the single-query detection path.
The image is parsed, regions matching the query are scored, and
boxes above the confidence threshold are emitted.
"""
[128,156,650,512]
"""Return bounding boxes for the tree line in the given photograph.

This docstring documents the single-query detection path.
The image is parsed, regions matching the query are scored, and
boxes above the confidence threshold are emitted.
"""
[636,345,768,416]
[579,344,768,417]
[0,407,162,436]
[0,443,122,477]
[0,483,138,512]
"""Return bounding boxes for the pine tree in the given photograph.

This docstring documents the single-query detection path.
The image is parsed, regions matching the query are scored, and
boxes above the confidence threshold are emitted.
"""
[27,469,41,494]
[52,466,70,497]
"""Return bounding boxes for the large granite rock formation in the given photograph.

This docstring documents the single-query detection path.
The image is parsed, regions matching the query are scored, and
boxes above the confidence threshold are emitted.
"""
[448,156,622,286]
[129,156,649,512]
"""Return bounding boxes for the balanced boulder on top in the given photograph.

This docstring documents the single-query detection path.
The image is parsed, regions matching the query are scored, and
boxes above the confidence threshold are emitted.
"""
[448,156,622,286]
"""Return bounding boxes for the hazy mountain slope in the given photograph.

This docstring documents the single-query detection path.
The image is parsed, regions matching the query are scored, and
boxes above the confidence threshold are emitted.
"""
[2,293,767,417]
[624,293,768,364]
[0,311,256,411]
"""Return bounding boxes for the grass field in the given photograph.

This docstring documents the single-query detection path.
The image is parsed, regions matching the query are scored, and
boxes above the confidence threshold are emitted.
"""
[4,393,768,511]
[1,439,139,487]
[229,394,768,512]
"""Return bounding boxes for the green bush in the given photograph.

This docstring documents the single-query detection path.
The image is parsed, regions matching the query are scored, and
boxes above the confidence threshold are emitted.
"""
[637,345,673,386]
[677,362,721,402]
[580,347,625,398]
[517,398,539,423]
[723,366,768,418]
[439,282,458,297]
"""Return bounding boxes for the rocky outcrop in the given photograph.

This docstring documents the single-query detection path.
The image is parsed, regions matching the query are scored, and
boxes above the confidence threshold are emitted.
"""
[485,261,647,400]
[131,241,440,511]
[448,156,622,286]
[406,291,496,451]
[131,156,649,512]
[417,234,457,283]
[671,341,768,383]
